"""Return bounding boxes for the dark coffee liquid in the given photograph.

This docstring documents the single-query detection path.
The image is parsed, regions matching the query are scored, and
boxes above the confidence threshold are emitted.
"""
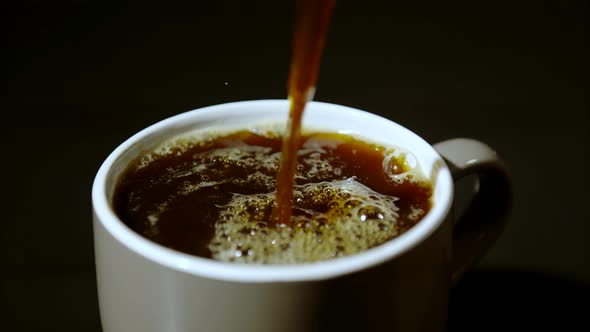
[113,131,432,263]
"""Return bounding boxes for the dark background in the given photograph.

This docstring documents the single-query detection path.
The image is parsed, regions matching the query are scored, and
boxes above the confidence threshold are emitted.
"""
[2,0,588,331]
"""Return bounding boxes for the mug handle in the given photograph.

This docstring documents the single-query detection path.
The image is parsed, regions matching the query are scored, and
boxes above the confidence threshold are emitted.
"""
[433,138,512,283]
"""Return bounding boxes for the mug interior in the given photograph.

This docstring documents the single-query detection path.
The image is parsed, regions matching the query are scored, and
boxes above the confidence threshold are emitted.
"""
[92,100,453,282]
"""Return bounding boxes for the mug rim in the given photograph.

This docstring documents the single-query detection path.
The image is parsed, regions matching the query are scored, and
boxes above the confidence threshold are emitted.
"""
[92,100,453,282]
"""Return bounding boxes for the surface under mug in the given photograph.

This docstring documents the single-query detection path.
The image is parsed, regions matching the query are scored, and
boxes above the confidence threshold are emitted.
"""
[92,100,511,332]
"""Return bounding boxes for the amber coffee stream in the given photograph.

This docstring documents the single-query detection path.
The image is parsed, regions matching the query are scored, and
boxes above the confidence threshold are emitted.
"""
[113,0,433,264]
[272,0,336,226]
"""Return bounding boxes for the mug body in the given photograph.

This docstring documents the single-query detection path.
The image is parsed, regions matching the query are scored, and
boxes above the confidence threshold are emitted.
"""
[93,100,454,332]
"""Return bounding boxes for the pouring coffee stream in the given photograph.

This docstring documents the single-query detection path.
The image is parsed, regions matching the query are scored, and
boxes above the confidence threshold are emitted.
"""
[270,0,336,226]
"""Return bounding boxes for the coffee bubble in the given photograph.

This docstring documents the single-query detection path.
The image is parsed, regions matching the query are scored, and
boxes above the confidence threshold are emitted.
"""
[382,149,425,185]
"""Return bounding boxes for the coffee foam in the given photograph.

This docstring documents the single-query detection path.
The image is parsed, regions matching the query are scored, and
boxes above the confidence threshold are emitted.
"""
[382,149,424,185]
[209,177,412,264]
[143,125,426,183]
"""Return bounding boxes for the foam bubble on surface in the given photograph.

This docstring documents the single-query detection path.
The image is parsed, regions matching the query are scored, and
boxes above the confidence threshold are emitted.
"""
[179,180,225,195]
[209,177,402,264]
[382,149,425,185]
[406,205,425,221]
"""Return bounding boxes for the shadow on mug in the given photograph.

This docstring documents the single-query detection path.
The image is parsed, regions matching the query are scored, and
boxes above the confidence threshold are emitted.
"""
[448,269,589,331]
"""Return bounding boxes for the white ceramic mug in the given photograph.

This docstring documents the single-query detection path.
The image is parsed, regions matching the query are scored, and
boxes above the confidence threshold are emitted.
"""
[92,100,511,332]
